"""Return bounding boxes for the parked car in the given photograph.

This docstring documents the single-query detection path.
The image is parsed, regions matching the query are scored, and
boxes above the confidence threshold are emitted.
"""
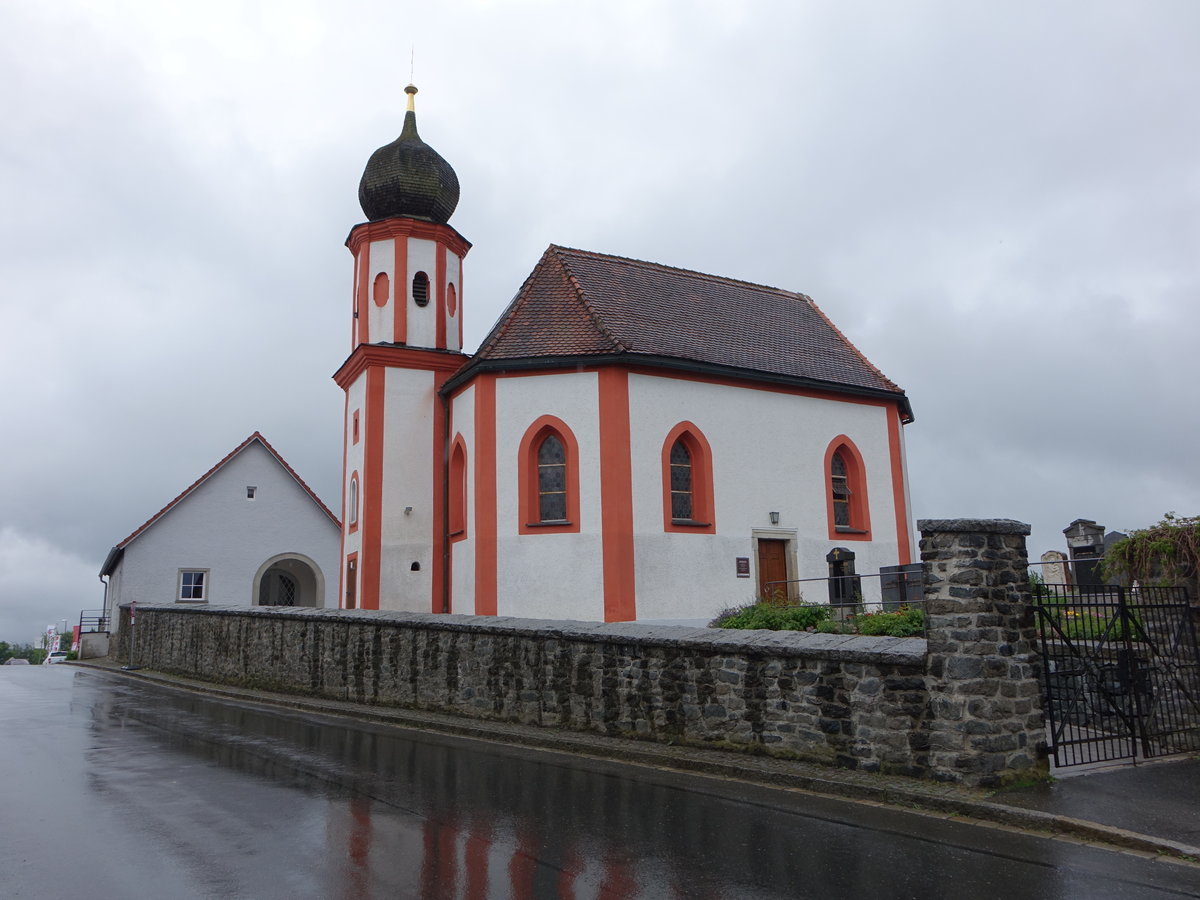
[42,651,69,665]
[3,658,31,665]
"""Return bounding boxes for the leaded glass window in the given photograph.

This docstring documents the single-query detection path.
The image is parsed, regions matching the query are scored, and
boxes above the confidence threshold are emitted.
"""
[537,435,567,521]
[670,439,693,519]
[831,451,851,527]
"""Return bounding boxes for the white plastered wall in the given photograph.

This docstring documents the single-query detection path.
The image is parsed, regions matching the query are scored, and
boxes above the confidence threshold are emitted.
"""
[447,384,475,614]
[108,443,340,619]
[444,253,462,352]
[627,373,905,621]
[378,366,437,612]
[364,238,396,344]
[493,372,604,621]
[405,238,438,348]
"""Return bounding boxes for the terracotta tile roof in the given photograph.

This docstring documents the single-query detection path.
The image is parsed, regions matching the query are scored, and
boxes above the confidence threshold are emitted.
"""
[101,432,339,575]
[472,245,905,398]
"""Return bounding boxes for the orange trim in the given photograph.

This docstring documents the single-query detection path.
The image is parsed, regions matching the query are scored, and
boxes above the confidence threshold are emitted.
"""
[372,272,389,307]
[517,415,581,536]
[474,377,498,615]
[393,236,408,344]
[344,552,359,610]
[449,435,468,542]
[435,244,447,350]
[347,470,360,534]
[887,406,912,565]
[333,344,468,389]
[661,421,716,534]
[598,369,636,621]
[356,245,370,344]
[824,435,872,542]
[347,218,472,260]
[431,370,449,613]
[361,368,385,609]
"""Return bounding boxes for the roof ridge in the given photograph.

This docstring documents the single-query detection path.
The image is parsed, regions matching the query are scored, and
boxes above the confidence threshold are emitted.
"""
[112,432,339,551]
[547,245,628,353]
[550,244,810,301]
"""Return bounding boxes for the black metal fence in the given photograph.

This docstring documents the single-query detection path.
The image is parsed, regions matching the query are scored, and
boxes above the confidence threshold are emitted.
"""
[1034,583,1200,767]
[77,609,110,634]
[762,564,927,634]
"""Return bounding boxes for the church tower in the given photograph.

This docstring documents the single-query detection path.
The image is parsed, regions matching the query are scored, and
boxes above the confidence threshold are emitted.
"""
[334,85,471,612]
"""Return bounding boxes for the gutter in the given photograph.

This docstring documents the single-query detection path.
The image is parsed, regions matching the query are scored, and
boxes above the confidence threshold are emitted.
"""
[441,352,914,423]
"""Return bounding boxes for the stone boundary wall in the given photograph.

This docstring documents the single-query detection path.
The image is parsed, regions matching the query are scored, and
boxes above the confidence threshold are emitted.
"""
[115,519,1048,787]
[117,606,930,775]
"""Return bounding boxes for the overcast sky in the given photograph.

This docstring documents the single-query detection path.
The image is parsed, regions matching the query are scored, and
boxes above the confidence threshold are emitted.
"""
[1,1,1196,643]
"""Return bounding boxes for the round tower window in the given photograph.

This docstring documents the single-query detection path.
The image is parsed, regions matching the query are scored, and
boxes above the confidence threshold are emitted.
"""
[372,272,389,307]
[412,271,430,307]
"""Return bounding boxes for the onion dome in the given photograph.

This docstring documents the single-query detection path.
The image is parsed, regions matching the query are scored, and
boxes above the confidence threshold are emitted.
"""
[358,85,460,224]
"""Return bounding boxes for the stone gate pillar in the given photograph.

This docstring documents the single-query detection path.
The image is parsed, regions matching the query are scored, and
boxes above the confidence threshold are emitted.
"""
[920,518,1047,787]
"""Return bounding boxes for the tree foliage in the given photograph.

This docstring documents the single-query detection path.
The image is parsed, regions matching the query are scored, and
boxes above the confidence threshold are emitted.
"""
[0,642,47,665]
[1103,512,1200,592]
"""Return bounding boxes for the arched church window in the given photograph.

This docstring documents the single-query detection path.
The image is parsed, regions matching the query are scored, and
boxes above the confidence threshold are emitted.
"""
[412,271,430,307]
[450,439,467,539]
[824,437,871,540]
[447,283,458,317]
[348,474,359,529]
[662,423,716,532]
[517,416,580,534]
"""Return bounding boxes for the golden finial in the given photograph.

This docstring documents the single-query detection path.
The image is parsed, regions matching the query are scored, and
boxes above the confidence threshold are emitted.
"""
[405,83,418,113]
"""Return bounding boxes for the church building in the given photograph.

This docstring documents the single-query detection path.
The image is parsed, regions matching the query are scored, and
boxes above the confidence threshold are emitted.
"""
[334,86,915,623]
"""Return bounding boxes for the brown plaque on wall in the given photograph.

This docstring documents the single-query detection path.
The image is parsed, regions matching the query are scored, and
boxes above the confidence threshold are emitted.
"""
[735,557,750,577]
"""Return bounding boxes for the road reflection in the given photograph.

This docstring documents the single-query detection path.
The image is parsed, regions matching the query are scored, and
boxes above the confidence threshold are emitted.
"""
[65,670,1189,899]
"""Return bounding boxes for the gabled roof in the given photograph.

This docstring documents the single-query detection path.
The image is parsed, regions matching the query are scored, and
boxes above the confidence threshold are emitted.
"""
[461,245,908,412]
[100,432,339,576]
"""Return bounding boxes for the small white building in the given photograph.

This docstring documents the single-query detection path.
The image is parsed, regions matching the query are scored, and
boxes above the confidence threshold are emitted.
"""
[334,87,916,624]
[100,433,340,630]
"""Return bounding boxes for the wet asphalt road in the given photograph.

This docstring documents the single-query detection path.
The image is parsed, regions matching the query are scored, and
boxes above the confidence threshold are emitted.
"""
[3,666,1200,899]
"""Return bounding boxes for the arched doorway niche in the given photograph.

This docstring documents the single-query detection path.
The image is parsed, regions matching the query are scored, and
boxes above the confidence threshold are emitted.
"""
[252,553,325,608]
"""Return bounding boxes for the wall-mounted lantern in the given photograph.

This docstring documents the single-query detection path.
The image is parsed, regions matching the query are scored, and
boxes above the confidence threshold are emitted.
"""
[769,511,780,525]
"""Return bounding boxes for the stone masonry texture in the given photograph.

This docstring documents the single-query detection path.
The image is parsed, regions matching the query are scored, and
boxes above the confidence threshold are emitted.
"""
[115,519,1048,787]
[919,518,1048,786]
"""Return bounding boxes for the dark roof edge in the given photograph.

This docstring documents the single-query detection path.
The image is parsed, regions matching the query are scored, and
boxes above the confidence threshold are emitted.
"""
[100,546,124,578]
[441,352,914,421]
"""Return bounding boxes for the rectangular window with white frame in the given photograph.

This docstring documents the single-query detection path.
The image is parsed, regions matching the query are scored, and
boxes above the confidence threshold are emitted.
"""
[178,569,208,602]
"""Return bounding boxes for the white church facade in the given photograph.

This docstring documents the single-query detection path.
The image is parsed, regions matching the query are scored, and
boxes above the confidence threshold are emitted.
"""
[334,86,916,624]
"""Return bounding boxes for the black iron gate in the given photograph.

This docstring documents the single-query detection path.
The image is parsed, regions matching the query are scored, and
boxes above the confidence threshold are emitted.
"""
[1035,583,1200,767]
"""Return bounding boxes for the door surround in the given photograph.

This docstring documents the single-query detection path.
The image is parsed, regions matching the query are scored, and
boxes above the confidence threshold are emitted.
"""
[751,528,798,603]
